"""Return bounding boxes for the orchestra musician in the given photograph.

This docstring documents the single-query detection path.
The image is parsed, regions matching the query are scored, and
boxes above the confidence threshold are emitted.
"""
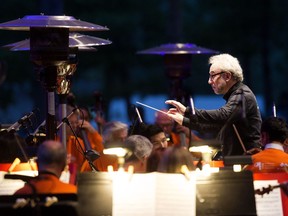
[83,121,129,171]
[154,109,201,147]
[144,124,169,150]
[245,116,288,172]
[123,135,153,173]
[77,107,103,155]
[64,93,119,172]
[79,109,118,172]
[14,140,77,195]
[165,53,262,157]
[61,105,87,171]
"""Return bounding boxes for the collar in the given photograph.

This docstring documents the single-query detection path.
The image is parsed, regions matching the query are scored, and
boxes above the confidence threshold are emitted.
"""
[223,81,243,101]
[265,143,285,151]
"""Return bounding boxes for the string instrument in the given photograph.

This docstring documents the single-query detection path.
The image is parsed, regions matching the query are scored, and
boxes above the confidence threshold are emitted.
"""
[79,128,100,162]
[93,91,105,135]
[255,182,288,196]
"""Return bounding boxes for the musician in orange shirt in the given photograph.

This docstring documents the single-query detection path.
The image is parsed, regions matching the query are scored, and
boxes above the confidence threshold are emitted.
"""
[61,105,111,172]
[154,109,201,147]
[78,108,119,172]
[63,107,86,171]
[245,116,288,173]
[14,140,77,195]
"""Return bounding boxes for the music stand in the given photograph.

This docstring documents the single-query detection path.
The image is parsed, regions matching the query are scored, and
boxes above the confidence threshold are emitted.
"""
[77,172,113,216]
[196,170,257,216]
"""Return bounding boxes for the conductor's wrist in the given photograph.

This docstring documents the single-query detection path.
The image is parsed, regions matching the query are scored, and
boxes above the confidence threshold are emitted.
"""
[182,117,190,127]
[184,107,190,117]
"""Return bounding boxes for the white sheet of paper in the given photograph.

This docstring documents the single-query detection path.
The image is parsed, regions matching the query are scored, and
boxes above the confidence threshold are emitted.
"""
[0,170,37,195]
[112,172,196,216]
[254,180,283,216]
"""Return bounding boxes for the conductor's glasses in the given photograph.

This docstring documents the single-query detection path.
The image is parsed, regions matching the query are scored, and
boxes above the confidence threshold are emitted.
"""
[209,71,225,81]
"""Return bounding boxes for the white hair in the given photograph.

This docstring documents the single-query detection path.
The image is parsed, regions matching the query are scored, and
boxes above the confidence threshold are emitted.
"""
[102,121,128,142]
[209,53,244,82]
[125,135,153,160]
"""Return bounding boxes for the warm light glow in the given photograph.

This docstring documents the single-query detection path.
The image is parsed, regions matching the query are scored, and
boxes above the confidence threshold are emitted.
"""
[128,165,134,174]
[194,164,219,176]
[233,164,242,172]
[201,164,212,176]
[103,147,129,157]
[190,145,213,166]
[181,165,191,180]
[189,145,213,153]
[107,165,114,173]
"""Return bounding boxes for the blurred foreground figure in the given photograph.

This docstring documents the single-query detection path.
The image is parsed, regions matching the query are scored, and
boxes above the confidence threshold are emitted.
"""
[123,135,153,173]
[245,117,288,172]
[14,140,77,195]
[157,146,196,173]
[146,147,166,172]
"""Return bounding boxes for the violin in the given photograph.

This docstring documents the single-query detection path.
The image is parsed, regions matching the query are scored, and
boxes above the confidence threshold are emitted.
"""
[255,182,288,196]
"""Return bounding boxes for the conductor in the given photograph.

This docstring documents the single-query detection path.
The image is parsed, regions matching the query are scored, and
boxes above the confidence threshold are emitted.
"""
[166,53,262,156]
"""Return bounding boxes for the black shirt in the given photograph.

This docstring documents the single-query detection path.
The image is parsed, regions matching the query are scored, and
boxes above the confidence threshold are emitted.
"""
[183,82,262,156]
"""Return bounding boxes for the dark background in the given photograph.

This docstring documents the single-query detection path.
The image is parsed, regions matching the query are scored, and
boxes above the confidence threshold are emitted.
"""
[0,0,288,125]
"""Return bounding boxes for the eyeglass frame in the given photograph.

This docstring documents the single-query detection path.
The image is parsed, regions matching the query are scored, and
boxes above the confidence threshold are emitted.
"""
[208,71,225,81]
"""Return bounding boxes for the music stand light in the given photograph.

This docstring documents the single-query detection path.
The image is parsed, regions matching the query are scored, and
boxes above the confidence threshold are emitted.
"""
[103,141,133,171]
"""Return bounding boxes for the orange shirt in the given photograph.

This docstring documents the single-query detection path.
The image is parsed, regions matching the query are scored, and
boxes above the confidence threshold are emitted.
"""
[14,173,77,195]
[80,152,118,172]
[245,147,288,173]
[66,136,86,171]
[87,130,104,153]
[80,131,118,172]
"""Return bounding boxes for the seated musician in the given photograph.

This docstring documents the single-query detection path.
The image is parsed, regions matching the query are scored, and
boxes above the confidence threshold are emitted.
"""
[154,109,201,147]
[63,106,86,171]
[60,105,113,172]
[81,121,128,172]
[245,116,288,173]
[77,107,104,154]
[144,124,169,150]
[123,135,153,173]
[14,140,77,195]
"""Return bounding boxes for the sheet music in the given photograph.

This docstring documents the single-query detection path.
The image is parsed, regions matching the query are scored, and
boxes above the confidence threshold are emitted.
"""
[0,170,69,195]
[112,172,196,216]
[0,171,37,195]
[254,180,283,216]
[113,172,155,216]
[155,173,196,216]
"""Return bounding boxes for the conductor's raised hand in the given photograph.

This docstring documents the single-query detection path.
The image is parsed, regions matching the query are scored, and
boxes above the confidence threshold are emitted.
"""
[165,100,186,115]
[166,109,184,125]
